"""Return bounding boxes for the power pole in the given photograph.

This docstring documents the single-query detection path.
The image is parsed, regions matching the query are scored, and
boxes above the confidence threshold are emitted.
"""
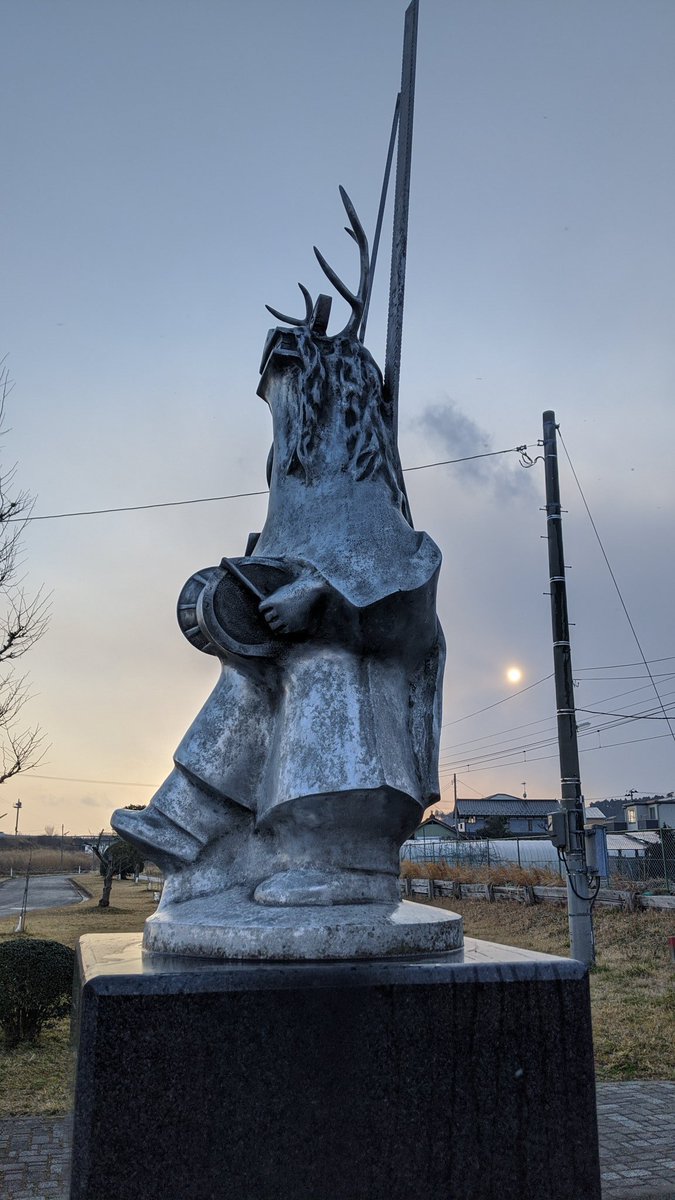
[542,411,595,966]
[13,798,22,836]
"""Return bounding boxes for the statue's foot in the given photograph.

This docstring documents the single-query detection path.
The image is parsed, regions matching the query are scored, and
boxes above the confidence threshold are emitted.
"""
[253,868,394,907]
[111,806,202,867]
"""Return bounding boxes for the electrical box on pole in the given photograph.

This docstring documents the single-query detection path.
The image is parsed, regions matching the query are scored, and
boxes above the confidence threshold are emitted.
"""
[542,411,595,965]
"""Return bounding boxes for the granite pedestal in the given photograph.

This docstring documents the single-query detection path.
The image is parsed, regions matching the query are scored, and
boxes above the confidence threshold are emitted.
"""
[70,933,601,1200]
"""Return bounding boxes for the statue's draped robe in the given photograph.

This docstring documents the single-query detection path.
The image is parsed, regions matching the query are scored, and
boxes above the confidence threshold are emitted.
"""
[175,352,445,831]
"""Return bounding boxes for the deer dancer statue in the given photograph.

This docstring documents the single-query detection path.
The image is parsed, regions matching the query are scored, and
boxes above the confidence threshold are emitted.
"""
[112,188,452,958]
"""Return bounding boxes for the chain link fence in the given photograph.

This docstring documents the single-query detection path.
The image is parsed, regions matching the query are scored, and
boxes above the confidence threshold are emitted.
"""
[401,828,675,892]
[400,835,562,876]
[610,829,675,890]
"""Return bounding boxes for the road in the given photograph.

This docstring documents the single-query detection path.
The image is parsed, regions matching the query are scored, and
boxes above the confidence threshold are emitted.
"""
[0,874,86,915]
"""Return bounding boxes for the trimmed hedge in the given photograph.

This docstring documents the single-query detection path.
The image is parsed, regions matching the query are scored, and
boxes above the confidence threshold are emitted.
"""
[0,937,75,1048]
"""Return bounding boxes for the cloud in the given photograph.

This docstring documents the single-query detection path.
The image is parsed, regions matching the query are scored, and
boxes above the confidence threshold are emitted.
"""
[419,400,534,501]
[79,795,107,808]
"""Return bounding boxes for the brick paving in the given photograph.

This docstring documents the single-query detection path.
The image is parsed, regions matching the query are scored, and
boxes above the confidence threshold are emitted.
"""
[0,1083,673,1198]
[0,1115,71,1199]
[597,1082,675,1199]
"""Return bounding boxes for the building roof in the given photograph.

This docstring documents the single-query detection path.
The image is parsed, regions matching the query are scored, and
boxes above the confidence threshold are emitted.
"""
[455,796,559,818]
[419,816,457,834]
[607,832,661,852]
[585,806,608,820]
[591,799,625,820]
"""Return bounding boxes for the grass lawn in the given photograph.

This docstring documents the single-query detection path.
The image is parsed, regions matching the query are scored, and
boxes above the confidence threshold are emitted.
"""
[0,876,157,1117]
[0,881,673,1115]
[428,896,675,1083]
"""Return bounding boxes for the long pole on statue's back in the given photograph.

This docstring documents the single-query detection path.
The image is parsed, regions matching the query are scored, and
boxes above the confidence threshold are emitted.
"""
[385,0,419,441]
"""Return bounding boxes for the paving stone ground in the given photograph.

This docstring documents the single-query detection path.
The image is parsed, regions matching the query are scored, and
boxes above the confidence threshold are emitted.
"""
[597,1082,675,1199]
[0,1082,673,1198]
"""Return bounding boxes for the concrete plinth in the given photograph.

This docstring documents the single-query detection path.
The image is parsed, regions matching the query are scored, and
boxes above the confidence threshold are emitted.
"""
[70,933,601,1200]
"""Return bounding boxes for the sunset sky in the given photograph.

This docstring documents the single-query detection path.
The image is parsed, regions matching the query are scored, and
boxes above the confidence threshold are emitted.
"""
[2,0,674,835]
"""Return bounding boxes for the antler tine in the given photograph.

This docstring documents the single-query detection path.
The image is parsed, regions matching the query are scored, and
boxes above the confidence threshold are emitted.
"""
[339,186,369,322]
[297,283,314,322]
[313,246,357,308]
[265,282,314,327]
[312,187,369,337]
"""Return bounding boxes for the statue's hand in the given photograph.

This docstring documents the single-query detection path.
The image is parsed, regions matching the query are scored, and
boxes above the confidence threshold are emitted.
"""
[259,576,327,635]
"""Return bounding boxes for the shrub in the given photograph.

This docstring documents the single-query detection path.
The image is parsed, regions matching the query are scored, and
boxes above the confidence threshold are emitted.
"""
[0,938,75,1048]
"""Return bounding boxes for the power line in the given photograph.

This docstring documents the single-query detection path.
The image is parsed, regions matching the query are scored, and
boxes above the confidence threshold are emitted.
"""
[441,673,554,728]
[440,665,675,753]
[576,656,675,670]
[22,772,158,788]
[568,673,675,681]
[13,443,534,524]
[577,707,675,721]
[440,730,672,778]
[440,713,558,755]
[404,445,528,473]
[559,429,675,747]
[454,779,485,797]
[13,490,270,523]
[439,688,675,773]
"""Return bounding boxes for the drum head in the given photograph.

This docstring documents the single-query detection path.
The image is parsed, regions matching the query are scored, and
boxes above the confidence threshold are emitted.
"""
[177,558,296,658]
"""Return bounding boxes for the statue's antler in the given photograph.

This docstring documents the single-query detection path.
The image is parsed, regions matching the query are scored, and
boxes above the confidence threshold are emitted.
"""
[264,187,368,339]
[265,283,314,328]
[313,187,369,338]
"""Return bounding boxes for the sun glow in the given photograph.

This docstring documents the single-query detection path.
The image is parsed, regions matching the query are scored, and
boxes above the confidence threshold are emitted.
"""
[506,666,523,685]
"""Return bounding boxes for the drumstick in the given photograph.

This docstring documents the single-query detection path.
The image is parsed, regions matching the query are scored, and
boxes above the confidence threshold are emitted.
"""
[219,556,265,602]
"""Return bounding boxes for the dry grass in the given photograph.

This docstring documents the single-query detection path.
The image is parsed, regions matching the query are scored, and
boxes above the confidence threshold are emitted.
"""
[0,847,91,875]
[400,859,564,887]
[0,878,158,1116]
[1,879,673,1116]
[0,1022,75,1117]
[425,896,675,1082]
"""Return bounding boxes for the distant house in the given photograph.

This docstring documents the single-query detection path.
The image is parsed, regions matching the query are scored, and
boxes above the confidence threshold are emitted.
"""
[589,799,625,825]
[411,816,460,841]
[452,793,559,836]
[623,796,675,831]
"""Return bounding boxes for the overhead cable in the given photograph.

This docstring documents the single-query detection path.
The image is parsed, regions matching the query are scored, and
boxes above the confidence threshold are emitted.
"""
[12,443,534,524]
[558,429,675,746]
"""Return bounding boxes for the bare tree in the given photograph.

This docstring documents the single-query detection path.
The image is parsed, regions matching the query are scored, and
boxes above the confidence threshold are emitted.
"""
[44,824,56,837]
[0,358,49,785]
[92,832,115,908]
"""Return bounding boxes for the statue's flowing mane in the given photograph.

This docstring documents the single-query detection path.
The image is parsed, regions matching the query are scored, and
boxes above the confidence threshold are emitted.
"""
[282,328,402,506]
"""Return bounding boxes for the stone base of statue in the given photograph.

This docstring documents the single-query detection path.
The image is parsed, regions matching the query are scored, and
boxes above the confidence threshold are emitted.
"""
[142,892,463,959]
[69,932,601,1200]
